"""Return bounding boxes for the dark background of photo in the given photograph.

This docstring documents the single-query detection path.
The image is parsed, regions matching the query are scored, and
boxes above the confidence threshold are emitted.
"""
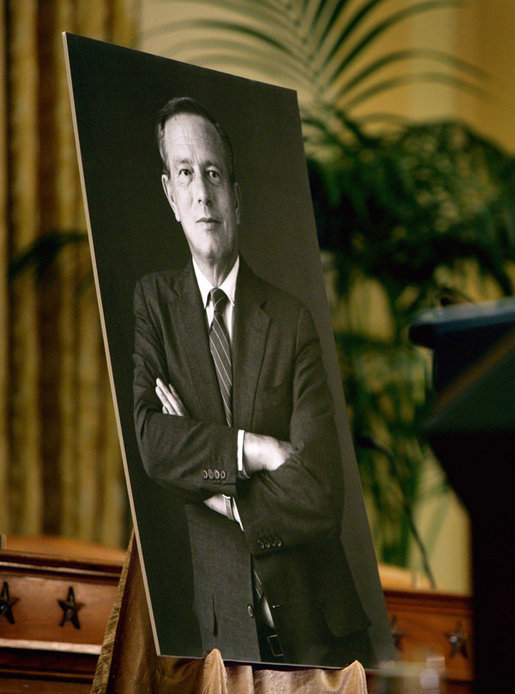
[65,33,394,665]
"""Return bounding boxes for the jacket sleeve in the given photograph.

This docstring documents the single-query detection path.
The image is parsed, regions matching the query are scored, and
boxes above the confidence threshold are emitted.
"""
[132,278,239,502]
[237,306,345,556]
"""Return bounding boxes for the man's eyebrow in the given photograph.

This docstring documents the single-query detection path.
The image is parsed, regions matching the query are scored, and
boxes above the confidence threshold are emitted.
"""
[171,156,193,167]
[171,157,225,172]
[204,159,223,170]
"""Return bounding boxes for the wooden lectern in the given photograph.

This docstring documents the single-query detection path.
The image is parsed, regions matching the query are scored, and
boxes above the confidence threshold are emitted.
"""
[410,298,515,694]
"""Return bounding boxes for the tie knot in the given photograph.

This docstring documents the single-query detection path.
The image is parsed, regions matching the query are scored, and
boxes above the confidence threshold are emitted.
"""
[210,287,228,315]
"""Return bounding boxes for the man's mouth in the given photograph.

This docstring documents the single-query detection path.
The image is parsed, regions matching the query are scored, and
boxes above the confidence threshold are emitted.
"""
[197,217,219,225]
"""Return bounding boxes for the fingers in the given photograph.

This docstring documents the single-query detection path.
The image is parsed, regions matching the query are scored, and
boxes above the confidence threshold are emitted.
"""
[156,383,176,414]
[155,377,187,416]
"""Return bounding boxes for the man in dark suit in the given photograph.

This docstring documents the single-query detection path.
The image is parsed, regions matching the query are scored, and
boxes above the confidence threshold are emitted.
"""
[133,97,370,665]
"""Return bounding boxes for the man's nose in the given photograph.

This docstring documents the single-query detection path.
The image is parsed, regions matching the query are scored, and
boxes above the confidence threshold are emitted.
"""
[194,173,211,204]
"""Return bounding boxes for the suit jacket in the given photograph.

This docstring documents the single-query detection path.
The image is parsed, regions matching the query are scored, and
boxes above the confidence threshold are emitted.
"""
[133,257,369,665]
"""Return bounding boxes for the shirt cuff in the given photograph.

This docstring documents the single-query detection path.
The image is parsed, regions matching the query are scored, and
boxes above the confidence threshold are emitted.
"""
[237,429,249,479]
[222,494,235,522]
[232,498,244,531]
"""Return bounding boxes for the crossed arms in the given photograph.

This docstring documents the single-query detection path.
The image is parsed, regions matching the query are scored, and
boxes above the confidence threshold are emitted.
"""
[133,275,344,556]
[155,377,293,517]
[155,377,293,473]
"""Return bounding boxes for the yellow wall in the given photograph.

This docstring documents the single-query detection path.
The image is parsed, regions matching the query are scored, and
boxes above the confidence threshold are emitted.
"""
[345,0,515,152]
[456,0,515,153]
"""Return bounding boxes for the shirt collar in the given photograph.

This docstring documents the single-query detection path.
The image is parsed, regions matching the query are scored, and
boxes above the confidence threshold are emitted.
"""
[192,255,239,309]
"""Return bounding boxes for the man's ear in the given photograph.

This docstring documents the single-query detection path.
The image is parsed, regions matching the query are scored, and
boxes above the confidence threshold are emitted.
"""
[233,181,241,225]
[162,173,180,222]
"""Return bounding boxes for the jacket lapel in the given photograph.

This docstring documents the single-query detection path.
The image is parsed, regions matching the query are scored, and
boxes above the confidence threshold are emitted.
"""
[171,261,227,424]
[232,259,270,431]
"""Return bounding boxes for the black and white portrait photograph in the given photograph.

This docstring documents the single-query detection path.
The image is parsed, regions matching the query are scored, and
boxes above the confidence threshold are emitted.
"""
[64,33,394,668]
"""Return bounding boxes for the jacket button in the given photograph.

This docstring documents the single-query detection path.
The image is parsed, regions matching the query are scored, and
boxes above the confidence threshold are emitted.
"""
[257,540,265,550]
[247,604,254,618]
[276,538,282,547]
[220,470,226,480]
[214,469,220,480]
[264,539,271,549]
[208,469,214,479]
[202,470,208,479]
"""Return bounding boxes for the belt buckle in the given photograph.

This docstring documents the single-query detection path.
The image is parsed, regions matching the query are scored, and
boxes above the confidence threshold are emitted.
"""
[266,633,284,658]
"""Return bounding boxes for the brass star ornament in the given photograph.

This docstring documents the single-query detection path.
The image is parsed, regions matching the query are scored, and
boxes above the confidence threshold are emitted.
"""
[58,587,83,629]
[390,614,406,650]
[0,581,18,624]
[446,620,469,658]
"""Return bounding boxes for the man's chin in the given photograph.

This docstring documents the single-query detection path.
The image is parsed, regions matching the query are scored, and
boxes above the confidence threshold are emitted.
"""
[193,243,235,264]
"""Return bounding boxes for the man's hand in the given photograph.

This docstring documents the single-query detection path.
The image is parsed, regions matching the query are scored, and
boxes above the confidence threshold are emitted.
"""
[155,378,187,416]
[202,494,227,515]
[243,432,294,474]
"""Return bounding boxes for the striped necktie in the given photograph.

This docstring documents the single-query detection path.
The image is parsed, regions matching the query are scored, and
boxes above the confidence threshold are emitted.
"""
[210,289,277,637]
[209,288,233,426]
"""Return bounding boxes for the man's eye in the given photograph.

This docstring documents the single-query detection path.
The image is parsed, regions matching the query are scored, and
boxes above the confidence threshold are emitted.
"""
[178,168,191,178]
[207,169,220,179]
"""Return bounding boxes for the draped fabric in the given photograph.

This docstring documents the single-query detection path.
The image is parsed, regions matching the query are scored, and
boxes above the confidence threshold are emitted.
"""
[92,536,368,694]
[0,0,137,546]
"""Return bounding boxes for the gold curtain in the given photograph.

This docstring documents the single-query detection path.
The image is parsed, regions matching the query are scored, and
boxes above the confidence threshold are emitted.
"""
[0,0,138,547]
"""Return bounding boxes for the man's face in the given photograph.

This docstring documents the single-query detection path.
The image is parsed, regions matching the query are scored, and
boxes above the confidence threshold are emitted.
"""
[161,113,240,269]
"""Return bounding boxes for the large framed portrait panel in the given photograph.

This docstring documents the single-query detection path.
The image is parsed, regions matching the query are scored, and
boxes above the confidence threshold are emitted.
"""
[65,33,394,667]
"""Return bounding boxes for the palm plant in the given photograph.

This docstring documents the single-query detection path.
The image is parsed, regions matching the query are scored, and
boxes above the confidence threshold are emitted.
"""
[321,119,514,568]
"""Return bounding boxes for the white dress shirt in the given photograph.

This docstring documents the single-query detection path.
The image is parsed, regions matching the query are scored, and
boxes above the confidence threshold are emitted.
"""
[193,256,275,628]
[192,256,246,526]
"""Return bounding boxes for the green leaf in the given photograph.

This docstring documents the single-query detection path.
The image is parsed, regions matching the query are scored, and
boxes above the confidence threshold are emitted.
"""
[316,0,385,65]
[310,0,355,60]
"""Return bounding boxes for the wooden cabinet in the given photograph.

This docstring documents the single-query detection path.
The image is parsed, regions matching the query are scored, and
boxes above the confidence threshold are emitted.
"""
[383,588,473,694]
[0,549,122,692]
